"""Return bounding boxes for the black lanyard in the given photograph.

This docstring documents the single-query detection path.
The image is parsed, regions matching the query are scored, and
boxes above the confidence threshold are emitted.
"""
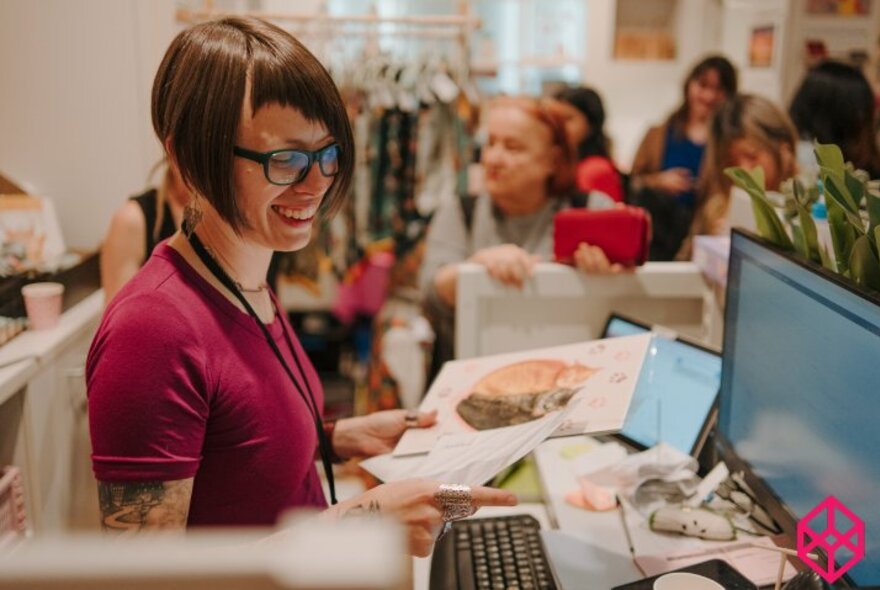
[185,225,338,505]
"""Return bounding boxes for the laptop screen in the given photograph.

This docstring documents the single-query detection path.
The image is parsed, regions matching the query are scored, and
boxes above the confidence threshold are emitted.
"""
[604,315,721,455]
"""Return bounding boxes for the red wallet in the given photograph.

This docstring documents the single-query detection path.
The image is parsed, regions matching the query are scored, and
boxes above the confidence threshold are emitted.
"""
[553,206,651,266]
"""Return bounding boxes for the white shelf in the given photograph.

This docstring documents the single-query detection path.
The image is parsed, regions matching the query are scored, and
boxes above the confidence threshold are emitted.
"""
[0,290,103,408]
[0,358,39,408]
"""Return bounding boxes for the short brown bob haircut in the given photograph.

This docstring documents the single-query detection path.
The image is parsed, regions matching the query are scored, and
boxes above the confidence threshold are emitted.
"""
[151,17,354,231]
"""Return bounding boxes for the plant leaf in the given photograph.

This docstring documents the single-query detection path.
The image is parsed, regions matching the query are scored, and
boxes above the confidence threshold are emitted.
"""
[725,166,793,250]
[875,224,880,260]
[796,199,823,265]
[725,166,765,195]
[792,224,808,258]
[844,169,866,209]
[814,142,846,171]
[791,178,808,207]
[821,172,865,229]
[849,235,880,291]
[828,197,855,275]
[866,189,880,247]
[818,242,834,270]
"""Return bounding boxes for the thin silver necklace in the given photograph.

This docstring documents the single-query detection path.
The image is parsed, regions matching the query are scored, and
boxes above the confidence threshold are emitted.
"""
[202,243,268,294]
[234,281,268,294]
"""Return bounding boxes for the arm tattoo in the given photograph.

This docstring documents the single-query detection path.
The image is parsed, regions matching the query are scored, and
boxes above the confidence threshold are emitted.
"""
[341,500,381,520]
[97,478,193,534]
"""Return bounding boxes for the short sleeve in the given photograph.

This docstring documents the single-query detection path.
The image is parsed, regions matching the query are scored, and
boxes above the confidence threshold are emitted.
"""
[419,197,470,308]
[87,295,210,482]
[577,157,624,203]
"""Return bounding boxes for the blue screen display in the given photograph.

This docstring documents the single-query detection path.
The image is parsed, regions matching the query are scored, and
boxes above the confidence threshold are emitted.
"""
[720,233,880,586]
[605,317,721,455]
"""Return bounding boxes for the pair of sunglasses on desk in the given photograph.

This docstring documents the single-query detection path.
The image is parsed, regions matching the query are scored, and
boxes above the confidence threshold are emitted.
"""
[714,472,782,536]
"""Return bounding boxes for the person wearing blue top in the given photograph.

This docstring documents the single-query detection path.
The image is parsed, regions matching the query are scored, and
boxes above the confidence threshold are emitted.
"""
[630,55,738,259]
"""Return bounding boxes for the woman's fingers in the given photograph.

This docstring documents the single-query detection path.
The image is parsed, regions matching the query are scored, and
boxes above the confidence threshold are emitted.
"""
[404,503,445,557]
[574,242,632,275]
[575,243,603,273]
[469,486,518,508]
[413,409,437,428]
[478,246,539,288]
[486,259,513,284]
[408,525,435,558]
[487,256,523,287]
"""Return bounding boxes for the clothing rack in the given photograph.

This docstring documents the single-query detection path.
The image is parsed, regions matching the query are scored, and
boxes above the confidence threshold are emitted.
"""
[177,1,481,61]
[176,1,481,32]
[178,8,480,28]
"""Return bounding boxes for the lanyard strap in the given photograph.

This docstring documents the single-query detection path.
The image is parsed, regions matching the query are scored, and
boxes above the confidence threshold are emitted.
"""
[185,226,338,505]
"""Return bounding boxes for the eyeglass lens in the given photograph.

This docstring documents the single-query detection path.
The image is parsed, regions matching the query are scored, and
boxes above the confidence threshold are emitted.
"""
[267,145,339,184]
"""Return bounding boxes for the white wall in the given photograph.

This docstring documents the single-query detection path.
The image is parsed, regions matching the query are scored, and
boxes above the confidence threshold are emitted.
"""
[0,0,176,250]
[718,0,790,103]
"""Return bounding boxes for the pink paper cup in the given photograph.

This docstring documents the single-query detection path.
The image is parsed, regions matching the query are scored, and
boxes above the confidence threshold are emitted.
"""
[22,282,64,330]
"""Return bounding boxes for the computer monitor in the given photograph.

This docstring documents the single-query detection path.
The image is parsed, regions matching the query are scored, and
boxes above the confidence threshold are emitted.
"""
[717,229,880,587]
[602,314,721,456]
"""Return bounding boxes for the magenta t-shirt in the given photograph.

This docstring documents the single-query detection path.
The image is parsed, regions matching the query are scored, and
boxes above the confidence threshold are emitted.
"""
[87,242,328,526]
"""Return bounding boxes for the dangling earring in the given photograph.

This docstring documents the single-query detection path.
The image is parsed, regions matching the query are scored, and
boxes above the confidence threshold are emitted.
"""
[183,199,203,236]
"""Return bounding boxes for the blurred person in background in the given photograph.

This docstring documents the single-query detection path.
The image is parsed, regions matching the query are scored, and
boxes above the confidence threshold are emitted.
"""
[547,86,624,203]
[789,60,880,179]
[630,55,738,259]
[100,164,189,302]
[680,93,798,258]
[420,96,624,373]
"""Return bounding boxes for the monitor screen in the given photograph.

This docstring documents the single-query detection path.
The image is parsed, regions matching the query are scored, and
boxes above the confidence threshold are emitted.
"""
[719,230,880,586]
[604,315,721,455]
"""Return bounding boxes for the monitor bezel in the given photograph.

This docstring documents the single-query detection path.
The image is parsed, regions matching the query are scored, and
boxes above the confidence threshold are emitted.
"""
[726,229,880,308]
[601,312,721,457]
[717,228,880,588]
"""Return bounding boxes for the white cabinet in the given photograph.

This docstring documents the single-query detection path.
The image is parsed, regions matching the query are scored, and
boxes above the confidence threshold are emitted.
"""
[0,291,103,534]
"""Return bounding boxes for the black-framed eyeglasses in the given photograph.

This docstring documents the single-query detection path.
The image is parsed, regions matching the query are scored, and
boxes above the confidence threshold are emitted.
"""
[233,143,340,186]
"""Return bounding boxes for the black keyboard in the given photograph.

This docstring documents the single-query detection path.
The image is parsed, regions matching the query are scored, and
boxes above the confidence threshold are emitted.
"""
[429,514,558,590]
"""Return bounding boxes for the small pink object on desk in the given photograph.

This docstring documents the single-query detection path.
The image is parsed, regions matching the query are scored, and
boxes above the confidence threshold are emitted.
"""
[565,476,617,511]
[21,282,64,330]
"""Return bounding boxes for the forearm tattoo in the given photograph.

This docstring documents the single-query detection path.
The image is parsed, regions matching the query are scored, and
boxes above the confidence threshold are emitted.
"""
[97,479,193,534]
[341,500,381,520]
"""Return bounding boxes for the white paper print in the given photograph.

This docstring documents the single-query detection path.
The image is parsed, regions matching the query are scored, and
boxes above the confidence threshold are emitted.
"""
[393,334,651,456]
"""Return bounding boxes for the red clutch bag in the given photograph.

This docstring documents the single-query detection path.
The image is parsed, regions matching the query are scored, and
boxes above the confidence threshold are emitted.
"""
[553,206,651,266]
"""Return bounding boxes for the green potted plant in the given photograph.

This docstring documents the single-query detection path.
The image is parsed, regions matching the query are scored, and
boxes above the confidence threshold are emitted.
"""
[725,143,880,293]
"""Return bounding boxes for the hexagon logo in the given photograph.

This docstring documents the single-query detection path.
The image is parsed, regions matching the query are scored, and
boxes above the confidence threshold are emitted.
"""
[797,496,865,584]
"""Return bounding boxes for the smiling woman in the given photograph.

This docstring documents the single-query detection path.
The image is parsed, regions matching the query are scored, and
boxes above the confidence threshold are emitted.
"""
[86,16,515,556]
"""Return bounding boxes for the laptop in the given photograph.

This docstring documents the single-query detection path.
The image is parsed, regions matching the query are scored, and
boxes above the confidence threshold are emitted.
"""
[602,313,721,457]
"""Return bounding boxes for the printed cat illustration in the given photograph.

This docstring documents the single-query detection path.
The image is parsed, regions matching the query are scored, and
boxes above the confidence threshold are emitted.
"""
[456,360,598,430]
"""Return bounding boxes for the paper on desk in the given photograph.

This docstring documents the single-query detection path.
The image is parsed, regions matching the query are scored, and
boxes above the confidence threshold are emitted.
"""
[584,442,700,514]
[540,530,643,590]
[361,405,573,485]
[394,334,651,456]
[635,536,797,587]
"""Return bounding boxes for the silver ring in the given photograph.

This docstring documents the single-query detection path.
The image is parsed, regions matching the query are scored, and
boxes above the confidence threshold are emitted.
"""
[434,484,475,522]
[404,410,419,428]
